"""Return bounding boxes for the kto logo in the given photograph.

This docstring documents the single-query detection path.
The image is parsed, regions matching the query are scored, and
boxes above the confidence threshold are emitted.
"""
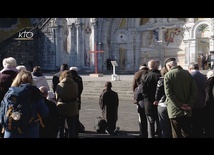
[14,31,34,40]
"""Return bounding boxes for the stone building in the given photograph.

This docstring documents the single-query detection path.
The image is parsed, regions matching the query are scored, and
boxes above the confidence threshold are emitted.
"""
[0,18,213,72]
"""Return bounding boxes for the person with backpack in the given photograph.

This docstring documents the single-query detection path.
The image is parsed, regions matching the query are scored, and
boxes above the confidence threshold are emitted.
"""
[0,69,49,138]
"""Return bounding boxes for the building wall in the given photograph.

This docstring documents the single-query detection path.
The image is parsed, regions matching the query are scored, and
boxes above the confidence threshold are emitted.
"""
[37,18,214,72]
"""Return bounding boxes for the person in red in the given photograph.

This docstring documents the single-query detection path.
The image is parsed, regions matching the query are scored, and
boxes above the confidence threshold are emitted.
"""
[99,81,119,135]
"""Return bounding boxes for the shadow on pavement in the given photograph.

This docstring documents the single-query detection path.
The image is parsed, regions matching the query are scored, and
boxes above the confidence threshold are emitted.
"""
[79,130,140,138]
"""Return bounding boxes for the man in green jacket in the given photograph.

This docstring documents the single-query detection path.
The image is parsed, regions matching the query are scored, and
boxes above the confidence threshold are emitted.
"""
[164,58,197,138]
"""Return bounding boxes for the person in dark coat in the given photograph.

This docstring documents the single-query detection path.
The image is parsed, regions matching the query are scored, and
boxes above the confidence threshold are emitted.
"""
[69,67,83,110]
[188,62,206,138]
[39,86,59,138]
[132,63,147,92]
[70,67,85,133]
[99,81,119,135]
[0,57,18,138]
[153,67,172,138]
[132,63,149,138]
[204,70,214,138]
[142,59,162,138]
[52,63,69,93]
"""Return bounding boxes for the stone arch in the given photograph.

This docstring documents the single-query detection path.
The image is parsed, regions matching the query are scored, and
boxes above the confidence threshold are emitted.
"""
[191,19,211,39]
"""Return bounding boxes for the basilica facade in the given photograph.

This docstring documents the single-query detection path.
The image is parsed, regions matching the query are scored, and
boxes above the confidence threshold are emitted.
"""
[2,18,212,72]
[39,18,213,72]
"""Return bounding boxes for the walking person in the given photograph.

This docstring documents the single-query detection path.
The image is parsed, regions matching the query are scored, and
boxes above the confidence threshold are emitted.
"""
[132,63,148,138]
[142,59,162,138]
[153,66,172,138]
[164,58,197,138]
[99,81,119,135]
[188,62,206,138]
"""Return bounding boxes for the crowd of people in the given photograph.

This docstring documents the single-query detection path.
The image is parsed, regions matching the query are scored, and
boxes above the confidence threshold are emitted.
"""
[132,58,214,138]
[0,57,119,138]
[0,55,214,138]
[0,57,85,138]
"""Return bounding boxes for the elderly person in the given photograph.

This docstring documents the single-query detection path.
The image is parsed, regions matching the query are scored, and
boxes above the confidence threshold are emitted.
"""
[0,57,18,138]
[164,58,197,138]
[142,60,161,138]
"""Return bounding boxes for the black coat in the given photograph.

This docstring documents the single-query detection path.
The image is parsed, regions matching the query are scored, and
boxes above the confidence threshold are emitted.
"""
[142,69,161,115]
[99,89,119,123]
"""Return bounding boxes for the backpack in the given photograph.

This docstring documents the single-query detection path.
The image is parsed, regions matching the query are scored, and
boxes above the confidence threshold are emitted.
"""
[134,83,144,104]
[78,121,85,133]
[1,84,41,134]
[94,116,107,133]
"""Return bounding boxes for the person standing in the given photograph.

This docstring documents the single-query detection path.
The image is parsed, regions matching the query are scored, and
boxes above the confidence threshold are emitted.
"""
[153,66,172,138]
[132,64,148,138]
[0,69,49,138]
[39,86,59,138]
[0,57,18,138]
[204,70,214,137]
[69,67,83,110]
[55,70,79,138]
[99,81,119,135]
[132,63,147,92]
[164,58,197,138]
[188,62,206,138]
[69,67,85,133]
[52,63,69,93]
[142,59,161,138]
[32,66,50,91]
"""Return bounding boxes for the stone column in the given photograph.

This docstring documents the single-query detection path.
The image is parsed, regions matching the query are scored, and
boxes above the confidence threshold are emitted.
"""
[75,18,80,67]
[90,18,96,67]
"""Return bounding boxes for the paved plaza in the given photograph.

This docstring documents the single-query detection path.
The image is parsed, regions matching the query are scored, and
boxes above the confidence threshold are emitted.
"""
[44,69,209,138]
[45,73,140,138]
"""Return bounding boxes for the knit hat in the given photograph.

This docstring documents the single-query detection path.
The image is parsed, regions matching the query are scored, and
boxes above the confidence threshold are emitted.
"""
[164,57,176,67]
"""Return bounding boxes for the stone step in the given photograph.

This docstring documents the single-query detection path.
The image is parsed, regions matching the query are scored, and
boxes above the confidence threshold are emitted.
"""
[46,74,134,101]
[81,80,134,101]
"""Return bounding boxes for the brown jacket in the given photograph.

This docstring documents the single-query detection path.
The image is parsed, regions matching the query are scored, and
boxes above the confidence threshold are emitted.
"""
[55,77,79,117]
